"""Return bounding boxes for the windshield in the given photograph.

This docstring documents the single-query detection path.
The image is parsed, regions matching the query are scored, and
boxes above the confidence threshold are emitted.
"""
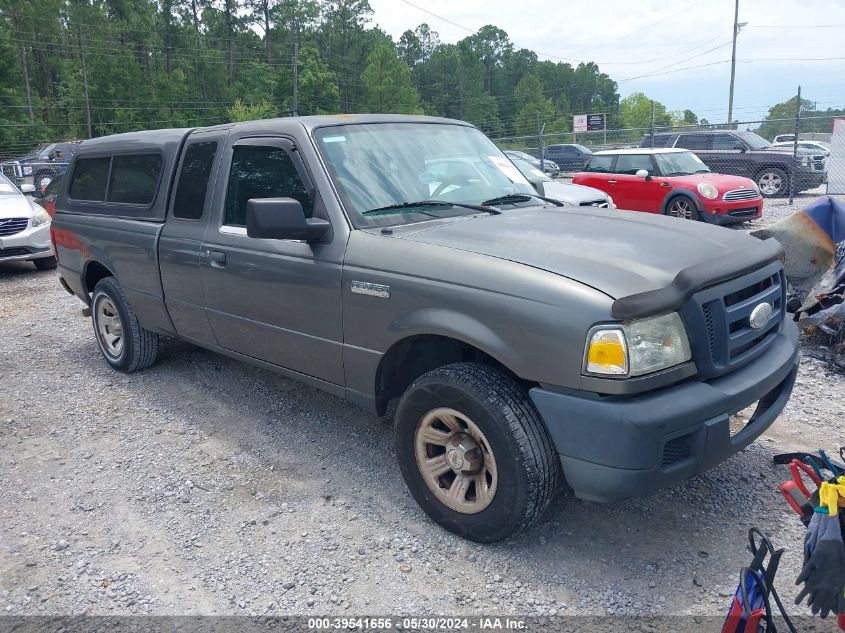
[315,123,534,227]
[0,174,21,196]
[736,131,771,150]
[510,157,552,182]
[655,151,710,176]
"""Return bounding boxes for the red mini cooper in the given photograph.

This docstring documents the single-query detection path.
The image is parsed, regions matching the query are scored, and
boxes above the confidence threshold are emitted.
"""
[573,148,762,224]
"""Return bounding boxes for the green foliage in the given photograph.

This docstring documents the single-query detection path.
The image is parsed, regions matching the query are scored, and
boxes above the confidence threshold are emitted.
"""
[360,43,421,114]
[619,92,672,130]
[228,98,276,122]
[0,0,723,157]
[756,96,844,140]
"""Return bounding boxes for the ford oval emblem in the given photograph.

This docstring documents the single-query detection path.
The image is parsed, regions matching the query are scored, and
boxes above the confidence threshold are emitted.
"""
[749,302,774,330]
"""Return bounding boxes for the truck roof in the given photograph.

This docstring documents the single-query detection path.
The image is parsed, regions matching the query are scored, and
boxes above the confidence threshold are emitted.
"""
[593,148,688,155]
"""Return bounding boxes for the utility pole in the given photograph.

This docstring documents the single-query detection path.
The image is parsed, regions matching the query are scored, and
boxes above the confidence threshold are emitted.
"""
[78,26,92,138]
[727,1,748,128]
[649,100,655,148]
[292,41,299,117]
[537,111,545,173]
[789,85,801,205]
[12,13,33,123]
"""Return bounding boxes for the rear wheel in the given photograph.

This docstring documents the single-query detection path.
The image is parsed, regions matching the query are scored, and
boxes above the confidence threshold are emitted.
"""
[395,362,560,543]
[91,277,159,372]
[664,195,700,221]
[33,256,57,270]
[756,167,788,198]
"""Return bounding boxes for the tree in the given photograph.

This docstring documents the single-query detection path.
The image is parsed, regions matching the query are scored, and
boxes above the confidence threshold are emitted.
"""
[458,25,512,93]
[512,73,553,136]
[294,46,340,114]
[228,98,276,122]
[756,96,844,139]
[619,92,671,130]
[360,43,421,114]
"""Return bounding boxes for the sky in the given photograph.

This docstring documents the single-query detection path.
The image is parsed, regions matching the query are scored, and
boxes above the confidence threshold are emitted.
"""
[367,0,845,123]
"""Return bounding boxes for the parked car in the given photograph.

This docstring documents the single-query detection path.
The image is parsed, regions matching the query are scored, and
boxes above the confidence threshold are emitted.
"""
[772,134,795,143]
[573,148,762,224]
[508,156,613,207]
[0,173,56,269]
[543,144,592,172]
[9,141,81,189]
[771,140,831,157]
[641,130,826,197]
[53,115,798,542]
[502,150,559,174]
[32,173,64,216]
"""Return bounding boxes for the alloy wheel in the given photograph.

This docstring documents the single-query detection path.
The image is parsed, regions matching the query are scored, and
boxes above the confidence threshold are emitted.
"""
[758,172,783,196]
[667,198,695,220]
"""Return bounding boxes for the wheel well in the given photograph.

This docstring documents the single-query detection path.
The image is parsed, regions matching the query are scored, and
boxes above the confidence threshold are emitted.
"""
[83,261,113,297]
[662,190,699,212]
[755,164,789,178]
[374,335,520,415]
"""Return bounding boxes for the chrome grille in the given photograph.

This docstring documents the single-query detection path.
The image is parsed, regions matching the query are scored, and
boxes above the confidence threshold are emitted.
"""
[579,200,609,207]
[0,218,28,237]
[811,155,826,171]
[722,188,758,201]
[680,263,785,379]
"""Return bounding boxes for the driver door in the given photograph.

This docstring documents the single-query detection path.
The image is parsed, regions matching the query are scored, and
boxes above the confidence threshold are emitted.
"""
[200,137,345,385]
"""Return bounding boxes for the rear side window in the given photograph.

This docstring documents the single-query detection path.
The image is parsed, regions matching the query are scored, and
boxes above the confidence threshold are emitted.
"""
[173,142,217,220]
[107,154,162,205]
[615,154,654,175]
[584,155,615,173]
[675,134,712,151]
[224,145,312,227]
[69,157,111,201]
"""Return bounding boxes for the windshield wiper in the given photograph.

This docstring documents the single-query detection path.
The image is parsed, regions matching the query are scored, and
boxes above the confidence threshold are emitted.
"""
[361,200,500,217]
[481,193,564,207]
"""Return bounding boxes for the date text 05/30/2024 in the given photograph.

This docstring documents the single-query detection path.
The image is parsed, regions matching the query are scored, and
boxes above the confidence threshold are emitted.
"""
[308,617,527,630]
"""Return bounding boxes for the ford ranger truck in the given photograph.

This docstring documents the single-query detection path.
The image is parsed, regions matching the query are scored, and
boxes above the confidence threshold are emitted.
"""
[51,115,799,543]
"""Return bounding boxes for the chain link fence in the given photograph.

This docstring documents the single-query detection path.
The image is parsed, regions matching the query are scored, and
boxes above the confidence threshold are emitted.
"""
[492,113,844,200]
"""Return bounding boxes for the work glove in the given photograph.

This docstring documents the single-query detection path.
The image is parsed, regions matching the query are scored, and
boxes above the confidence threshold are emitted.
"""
[804,511,822,561]
[795,513,845,618]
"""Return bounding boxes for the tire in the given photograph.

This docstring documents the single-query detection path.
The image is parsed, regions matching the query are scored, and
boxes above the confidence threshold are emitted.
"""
[756,167,788,198]
[664,195,700,221]
[33,256,57,270]
[91,276,159,372]
[395,362,560,543]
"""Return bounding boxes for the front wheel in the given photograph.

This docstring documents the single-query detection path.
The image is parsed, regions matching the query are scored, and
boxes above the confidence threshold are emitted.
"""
[91,277,159,372]
[756,167,788,198]
[664,195,700,221]
[395,363,560,543]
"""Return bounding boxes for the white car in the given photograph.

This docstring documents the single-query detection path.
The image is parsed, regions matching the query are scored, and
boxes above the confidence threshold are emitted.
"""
[0,173,56,270]
[772,140,831,156]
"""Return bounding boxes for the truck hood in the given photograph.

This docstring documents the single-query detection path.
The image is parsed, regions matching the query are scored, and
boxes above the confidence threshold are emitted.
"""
[0,195,37,219]
[398,206,766,299]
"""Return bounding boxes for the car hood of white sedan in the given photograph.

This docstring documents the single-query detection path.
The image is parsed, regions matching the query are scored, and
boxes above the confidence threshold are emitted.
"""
[0,194,37,219]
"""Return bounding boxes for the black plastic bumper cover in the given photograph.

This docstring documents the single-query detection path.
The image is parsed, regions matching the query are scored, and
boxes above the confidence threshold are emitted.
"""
[529,320,799,503]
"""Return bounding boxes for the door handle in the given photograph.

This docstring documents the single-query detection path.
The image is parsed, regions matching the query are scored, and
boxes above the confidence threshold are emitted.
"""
[607,180,617,184]
[205,250,226,267]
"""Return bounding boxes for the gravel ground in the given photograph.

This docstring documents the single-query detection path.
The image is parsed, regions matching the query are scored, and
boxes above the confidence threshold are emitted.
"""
[1,195,844,621]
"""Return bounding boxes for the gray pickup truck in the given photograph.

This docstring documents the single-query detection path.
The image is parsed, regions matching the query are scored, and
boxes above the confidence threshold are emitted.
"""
[52,115,799,542]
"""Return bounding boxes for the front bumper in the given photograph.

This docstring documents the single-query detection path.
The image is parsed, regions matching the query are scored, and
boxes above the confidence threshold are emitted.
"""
[529,320,799,503]
[700,198,763,225]
[794,170,826,191]
[0,222,53,263]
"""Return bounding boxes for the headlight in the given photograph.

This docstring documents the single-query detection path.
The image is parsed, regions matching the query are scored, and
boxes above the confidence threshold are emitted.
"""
[585,313,691,377]
[696,183,719,199]
[800,155,811,167]
[23,166,32,175]
[31,208,50,228]
[605,194,615,208]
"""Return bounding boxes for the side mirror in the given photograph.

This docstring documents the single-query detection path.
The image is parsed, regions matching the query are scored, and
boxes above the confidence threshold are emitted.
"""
[20,183,36,194]
[246,197,330,243]
[635,169,651,181]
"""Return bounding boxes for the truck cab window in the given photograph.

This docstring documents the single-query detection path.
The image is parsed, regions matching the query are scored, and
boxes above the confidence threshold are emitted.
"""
[173,141,217,220]
[224,145,312,227]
